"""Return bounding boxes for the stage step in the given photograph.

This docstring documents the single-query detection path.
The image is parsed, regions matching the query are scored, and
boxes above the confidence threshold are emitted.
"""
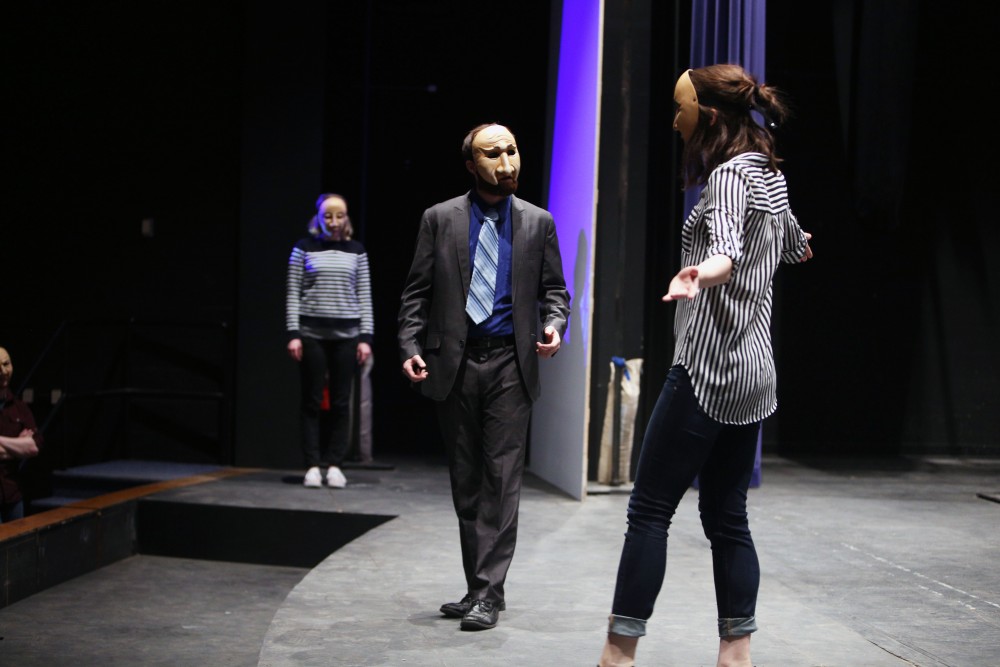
[1,464,394,610]
[27,460,229,513]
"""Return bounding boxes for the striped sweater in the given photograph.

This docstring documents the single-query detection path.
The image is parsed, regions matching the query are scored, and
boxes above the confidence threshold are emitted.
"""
[672,152,809,424]
[286,237,374,344]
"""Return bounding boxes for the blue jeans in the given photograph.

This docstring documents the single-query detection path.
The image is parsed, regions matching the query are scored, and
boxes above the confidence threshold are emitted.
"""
[610,365,760,638]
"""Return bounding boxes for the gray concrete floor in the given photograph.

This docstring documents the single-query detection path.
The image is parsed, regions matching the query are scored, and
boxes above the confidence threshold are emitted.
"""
[1,455,998,666]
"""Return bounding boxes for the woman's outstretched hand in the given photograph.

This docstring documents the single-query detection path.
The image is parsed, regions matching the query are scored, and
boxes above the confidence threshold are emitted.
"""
[662,266,700,301]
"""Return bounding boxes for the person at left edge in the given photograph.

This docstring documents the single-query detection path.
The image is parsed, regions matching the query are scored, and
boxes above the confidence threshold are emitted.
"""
[398,123,570,631]
[0,346,43,523]
[286,193,374,489]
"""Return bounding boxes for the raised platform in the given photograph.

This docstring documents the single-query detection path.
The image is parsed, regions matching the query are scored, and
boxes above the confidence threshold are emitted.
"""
[1,465,257,608]
[0,461,391,609]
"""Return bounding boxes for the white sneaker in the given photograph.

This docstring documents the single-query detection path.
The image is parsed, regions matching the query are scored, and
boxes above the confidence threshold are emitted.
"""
[303,466,323,488]
[326,466,347,488]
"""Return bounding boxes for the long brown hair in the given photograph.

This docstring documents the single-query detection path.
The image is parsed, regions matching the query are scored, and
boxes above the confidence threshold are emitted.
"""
[680,64,790,188]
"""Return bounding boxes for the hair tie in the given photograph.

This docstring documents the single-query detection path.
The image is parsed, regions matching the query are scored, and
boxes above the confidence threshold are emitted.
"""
[749,85,778,130]
[749,104,778,131]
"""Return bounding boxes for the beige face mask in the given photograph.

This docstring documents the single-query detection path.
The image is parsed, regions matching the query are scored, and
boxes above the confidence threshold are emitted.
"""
[320,197,348,239]
[673,70,700,142]
[467,125,521,195]
[0,347,12,390]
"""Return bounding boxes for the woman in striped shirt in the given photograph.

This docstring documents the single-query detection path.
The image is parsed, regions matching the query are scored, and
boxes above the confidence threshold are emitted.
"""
[286,193,374,489]
[599,64,813,667]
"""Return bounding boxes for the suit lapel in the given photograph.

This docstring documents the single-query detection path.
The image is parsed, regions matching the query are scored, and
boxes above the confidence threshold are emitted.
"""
[510,196,524,298]
[454,194,472,297]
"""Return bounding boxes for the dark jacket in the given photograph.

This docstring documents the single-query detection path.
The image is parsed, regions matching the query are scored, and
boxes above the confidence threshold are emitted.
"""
[398,192,570,402]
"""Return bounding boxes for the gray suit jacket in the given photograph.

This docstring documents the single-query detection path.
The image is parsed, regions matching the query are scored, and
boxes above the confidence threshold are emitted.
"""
[398,192,570,402]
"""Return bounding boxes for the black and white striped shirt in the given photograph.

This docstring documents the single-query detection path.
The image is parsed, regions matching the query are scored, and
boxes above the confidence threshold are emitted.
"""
[673,152,809,424]
[286,238,374,343]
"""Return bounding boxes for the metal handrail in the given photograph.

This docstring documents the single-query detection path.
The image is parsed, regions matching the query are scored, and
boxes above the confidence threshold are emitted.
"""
[16,318,233,467]
[15,320,68,399]
[41,388,227,432]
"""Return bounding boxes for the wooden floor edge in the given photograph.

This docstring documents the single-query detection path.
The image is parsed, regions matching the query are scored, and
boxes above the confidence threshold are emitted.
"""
[0,467,263,542]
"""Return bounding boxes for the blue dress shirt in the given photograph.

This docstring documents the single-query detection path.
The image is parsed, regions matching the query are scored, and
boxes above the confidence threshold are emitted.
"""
[468,193,514,337]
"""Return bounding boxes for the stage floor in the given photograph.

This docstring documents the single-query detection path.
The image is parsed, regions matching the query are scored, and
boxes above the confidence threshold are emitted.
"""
[1,454,998,666]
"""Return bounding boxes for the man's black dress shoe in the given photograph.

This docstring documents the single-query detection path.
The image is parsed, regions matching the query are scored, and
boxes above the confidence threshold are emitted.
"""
[460,599,500,630]
[440,594,505,618]
[440,594,474,618]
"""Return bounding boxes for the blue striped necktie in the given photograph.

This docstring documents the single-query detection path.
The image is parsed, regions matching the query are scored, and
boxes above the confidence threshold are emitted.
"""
[466,208,500,324]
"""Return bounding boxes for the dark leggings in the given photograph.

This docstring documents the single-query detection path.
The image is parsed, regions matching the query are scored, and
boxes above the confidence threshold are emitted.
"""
[299,337,357,468]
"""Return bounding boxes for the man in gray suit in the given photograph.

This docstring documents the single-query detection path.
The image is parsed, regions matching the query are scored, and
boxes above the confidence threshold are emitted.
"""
[399,122,570,630]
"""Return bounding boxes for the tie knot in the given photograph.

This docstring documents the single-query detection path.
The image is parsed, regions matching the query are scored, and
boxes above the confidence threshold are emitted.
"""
[483,209,498,223]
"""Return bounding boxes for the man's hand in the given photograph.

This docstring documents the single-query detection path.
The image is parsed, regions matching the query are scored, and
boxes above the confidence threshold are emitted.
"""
[0,431,39,458]
[801,232,814,262]
[287,338,303,362]
[403,354,428,382]
[536,326,561,358]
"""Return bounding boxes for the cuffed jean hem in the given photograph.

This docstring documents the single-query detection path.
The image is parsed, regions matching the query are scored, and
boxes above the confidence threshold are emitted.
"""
[608,614,647,638]
[718,616,757,637]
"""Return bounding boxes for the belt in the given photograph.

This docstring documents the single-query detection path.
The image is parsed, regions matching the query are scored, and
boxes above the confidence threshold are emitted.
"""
[465,334,515,350]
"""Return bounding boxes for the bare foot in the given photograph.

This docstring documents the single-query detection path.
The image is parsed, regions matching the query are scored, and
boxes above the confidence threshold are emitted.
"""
[599,632,638,667]
[717,634,752,667]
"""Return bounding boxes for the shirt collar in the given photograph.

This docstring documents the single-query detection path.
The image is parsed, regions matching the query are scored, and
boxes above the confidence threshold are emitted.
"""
[469,191,510,224]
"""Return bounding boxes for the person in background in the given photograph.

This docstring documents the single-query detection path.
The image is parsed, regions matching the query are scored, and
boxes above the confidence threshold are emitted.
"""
[0,346,43,523]
[286,193,373,488]
[398,122,570,631]
[598,64,813,667]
